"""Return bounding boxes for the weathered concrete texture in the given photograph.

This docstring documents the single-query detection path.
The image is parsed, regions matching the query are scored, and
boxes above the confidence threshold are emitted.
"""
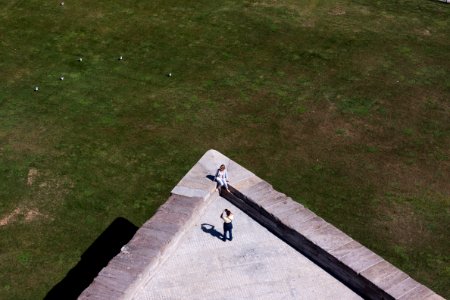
[133,195,361,300]
[80,149,444,300]
[235,177,444,300]
[78,194,211,300]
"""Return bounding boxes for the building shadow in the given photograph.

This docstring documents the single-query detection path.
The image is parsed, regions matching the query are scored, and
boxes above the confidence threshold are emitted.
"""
[201,223,223,240]
[44,217,138,300]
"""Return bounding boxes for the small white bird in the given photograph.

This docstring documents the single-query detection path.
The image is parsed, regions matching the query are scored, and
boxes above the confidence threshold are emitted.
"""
[118,56,123,60]
[167,72,172,77]
[34,86,39,91]
[60,2,64,6]
[78,57,83,62]
[60,76,64,81]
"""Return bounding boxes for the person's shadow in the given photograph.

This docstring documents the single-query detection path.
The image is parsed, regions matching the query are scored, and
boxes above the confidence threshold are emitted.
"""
[206,175,219,190]
[205,175,233,195]
[201,223,223,240]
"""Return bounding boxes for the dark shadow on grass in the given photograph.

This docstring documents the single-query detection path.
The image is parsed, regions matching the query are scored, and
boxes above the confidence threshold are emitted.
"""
[201,223,223,240]
[44,217,138,300]
[427,0,450,5]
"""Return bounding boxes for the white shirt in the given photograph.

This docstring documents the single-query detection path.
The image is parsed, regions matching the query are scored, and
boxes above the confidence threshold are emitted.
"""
[216,169,228,180]
[221,212,234,223]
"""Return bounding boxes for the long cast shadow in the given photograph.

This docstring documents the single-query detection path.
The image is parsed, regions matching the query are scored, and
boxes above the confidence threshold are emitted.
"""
[44,217,138,300]
[201,223,223,240]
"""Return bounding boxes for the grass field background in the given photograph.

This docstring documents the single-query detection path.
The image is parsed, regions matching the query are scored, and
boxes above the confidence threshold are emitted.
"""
[0,0,449,298]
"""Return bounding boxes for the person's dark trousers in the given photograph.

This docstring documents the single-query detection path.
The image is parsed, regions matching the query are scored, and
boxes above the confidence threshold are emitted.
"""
[223,222,233,241]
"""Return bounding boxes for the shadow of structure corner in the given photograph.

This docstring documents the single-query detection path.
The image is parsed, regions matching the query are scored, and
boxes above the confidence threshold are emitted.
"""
[44,217,138,300]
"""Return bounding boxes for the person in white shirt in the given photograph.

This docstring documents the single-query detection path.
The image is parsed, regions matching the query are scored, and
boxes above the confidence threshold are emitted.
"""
[215,164,230,192]
[221,209,234,241]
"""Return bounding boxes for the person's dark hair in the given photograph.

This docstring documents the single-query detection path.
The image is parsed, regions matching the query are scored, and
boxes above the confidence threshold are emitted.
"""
[225,209,231,216]
[219,164,225,170]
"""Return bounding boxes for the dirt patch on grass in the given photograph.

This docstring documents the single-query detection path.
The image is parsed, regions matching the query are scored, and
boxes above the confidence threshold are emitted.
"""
[0,207,46,227]
[27,168,38,186]
[0,170,73,228]
[329,6,346,16]
[25,209,43,222]
[0,208,21,226]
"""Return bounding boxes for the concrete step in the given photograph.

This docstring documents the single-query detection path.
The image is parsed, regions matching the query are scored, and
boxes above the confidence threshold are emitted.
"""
[361,260,401,288]
[387,277,421,299]
[398,284,436,300]
[304,224,353,252]
[245,187,283,205]
[257,191,288,206]
[329,240,364,260]
[288,215,329,236]
[339,246,383,274]
[376,270,409,291]
[264,198,305,218]
[241,181,272,196]
[282,206,317,228]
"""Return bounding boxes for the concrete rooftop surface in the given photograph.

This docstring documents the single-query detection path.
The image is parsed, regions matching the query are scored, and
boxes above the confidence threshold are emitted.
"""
[133,194,361,300]
[80,149,444,300]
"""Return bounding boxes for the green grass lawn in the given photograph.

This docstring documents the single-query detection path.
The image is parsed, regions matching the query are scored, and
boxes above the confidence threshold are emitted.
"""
[1,0,449,298]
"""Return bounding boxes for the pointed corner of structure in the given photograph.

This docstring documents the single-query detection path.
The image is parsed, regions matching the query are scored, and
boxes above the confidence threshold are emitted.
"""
[171,149,263,199]
[204,148,219,156]
[198,149,231,170]
[200,149,263,190]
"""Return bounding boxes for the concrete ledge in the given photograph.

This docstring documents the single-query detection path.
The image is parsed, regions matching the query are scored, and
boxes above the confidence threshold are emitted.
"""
[79,149,444,300]
[78,194,210,300]
[79,149,264,299]
[224,181,444,300]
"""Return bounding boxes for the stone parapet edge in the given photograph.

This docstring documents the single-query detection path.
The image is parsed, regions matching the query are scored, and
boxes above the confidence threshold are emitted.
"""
[78,192,216,299]
[225,181,444,300]
[78,149,444,300]
[78,149,258,299]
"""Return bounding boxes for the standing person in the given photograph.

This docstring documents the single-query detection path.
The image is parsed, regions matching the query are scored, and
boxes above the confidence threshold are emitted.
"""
[215,164,230,192]
[221,209,234,241]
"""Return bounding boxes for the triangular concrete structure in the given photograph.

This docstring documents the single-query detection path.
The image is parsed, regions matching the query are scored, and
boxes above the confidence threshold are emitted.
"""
[79,150,443,300]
